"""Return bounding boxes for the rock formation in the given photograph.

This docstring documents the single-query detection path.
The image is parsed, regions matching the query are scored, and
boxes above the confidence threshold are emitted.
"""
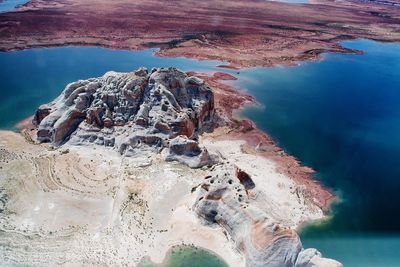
[33,67,215,167]
[165,135,216,168]
[31,66,343,266]
[194,164,343,267]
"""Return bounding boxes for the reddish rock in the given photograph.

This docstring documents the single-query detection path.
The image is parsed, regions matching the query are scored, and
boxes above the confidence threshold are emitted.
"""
[235,166,255,190]
[32,104,51,126]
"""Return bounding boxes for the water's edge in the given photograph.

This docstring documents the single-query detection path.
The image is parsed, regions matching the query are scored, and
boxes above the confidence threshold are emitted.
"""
[1,39,400,266]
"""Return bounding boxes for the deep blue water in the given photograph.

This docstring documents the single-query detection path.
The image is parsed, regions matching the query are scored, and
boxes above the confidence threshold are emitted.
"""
[238,39,400,266]
[0,40,400,266]
[0,0,29,13]
[239,39,400,233]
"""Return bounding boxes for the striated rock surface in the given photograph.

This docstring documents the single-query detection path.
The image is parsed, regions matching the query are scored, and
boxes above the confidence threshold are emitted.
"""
[33,67,215,164]
[194,164,343,267]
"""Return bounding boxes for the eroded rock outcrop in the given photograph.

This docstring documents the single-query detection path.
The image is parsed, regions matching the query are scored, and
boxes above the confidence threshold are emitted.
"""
[194,164,343,267]
[31,66,342,266]
[33,67,215,164]
[165,135,216,168]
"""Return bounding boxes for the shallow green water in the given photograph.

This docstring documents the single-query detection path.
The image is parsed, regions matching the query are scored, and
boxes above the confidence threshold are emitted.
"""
[138,246,228,267]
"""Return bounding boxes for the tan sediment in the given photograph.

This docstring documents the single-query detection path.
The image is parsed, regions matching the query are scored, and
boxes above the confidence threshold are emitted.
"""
[14,115,34,130]
[0,130,240,266]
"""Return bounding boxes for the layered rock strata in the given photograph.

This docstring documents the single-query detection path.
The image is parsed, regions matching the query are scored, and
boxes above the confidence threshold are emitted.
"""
[194,164,343,267]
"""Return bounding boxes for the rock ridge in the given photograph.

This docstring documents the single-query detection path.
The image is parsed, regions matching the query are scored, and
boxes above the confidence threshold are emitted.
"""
[194,164,343,267]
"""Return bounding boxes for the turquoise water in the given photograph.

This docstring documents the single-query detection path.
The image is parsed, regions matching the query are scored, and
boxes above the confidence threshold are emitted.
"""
[1,40,400,266]
[138,246,228,267]
[0,0,29,13]
[302,235,400,267]
[0,47,225,128]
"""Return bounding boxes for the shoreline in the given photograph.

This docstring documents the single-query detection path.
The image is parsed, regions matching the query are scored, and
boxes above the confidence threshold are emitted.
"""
[15,66,335,212]
[1,0,400,68]
[138,244,230,266]
[0,66,339,266]
[13,66,336,213]
[3,0,399,264]
[0,39,363,69]
[194,71,335,212]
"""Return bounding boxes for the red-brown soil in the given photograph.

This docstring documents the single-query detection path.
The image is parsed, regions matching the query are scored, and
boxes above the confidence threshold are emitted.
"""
[0,0,399,67]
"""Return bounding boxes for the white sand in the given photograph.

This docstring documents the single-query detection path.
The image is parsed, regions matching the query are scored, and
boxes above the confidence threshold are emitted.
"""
[0,130,324,266]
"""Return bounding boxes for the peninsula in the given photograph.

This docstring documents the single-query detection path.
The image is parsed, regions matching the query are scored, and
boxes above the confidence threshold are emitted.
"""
[1,0,400,266]
[0,67,340,266]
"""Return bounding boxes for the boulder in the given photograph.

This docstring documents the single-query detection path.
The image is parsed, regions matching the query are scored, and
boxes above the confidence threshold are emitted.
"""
[165,135,217,168]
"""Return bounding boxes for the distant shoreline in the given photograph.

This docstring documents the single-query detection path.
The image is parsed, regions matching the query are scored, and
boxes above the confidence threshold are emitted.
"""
[0,0,399,68]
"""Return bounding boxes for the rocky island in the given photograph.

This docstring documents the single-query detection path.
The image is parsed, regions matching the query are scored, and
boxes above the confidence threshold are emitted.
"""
[0,67,340,266]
